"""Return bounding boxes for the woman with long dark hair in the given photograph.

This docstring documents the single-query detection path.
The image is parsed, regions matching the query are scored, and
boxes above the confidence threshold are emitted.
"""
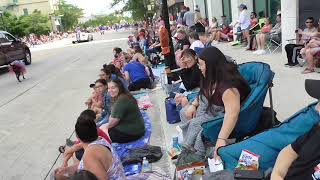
[100,79,145,143]
[180,46,250,159]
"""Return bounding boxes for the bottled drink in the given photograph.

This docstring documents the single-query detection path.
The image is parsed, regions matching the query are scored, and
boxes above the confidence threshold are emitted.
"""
[142,157,151,172]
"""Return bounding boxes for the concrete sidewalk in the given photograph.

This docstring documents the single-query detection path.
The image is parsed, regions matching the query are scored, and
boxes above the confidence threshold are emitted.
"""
[29,38,74,52]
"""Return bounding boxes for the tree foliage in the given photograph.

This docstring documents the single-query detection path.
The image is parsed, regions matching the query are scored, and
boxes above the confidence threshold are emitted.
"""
[0,10,50,37]
[111,0,148,20]
[54,0,84,31]
[80,14,133,28]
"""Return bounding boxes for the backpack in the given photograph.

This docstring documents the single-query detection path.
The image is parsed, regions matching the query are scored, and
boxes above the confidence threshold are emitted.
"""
[165,97,181,124]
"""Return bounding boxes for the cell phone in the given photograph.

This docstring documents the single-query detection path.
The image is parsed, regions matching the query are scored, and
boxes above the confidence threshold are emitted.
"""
[234,170,264,180]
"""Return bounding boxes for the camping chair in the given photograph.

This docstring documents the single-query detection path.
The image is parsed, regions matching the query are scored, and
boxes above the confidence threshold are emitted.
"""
[201,62,275,143]
[266,33,282,54]
[219,102,320,171]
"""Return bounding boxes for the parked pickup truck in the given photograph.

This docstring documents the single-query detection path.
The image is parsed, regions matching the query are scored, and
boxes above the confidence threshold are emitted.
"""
[0,31,31,66]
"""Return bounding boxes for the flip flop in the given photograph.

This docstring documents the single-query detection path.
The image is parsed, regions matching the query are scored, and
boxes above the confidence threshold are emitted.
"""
[58,146,65,153]
[301,68,315,74]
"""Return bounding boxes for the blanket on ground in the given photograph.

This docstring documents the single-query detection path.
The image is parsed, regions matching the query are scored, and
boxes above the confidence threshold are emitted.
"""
[112,111,152,176]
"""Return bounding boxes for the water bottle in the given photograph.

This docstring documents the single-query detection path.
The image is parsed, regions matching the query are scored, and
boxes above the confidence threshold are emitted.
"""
[142,157,151,173]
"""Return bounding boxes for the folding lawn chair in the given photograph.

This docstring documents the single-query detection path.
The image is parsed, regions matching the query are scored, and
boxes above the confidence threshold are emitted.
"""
[266,33,282,54]
[202,62,275,143]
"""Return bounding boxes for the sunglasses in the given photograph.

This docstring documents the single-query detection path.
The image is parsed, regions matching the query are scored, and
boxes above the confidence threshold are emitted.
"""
[94,84,104,89]
[306,21,313,24]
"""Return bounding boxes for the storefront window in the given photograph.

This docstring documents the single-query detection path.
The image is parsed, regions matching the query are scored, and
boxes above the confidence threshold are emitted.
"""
[254,0,267,18]
[268,0,281,23]
[253,0,280,23]
[222,0,232,23]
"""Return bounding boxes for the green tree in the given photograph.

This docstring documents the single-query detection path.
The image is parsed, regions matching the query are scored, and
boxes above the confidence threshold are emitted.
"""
[18,10,51,36]
[54,0,84,31]
[111,0,147,20]
[0,12,20,35]
[80,14,133,28]
[0,10,50,37]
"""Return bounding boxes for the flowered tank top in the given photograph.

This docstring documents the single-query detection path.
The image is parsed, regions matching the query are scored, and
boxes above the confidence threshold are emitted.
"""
[78,138,126,180]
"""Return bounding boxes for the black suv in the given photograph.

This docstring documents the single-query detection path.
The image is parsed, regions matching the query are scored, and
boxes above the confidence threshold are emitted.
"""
[0,31,31,66]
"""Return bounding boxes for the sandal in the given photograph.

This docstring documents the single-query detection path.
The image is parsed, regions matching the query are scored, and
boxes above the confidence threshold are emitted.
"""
[58,145,65,153]
[58,138,75,153]
[301,68,315,74]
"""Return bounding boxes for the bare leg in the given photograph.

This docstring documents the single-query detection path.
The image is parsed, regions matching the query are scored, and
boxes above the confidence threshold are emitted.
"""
[245,30,250,46]
[256,34,261,50]
[305,48,316,70]
[252,36,257,49]
[211,31,217,40]
[260,34,266,50]
[215,31,221,41]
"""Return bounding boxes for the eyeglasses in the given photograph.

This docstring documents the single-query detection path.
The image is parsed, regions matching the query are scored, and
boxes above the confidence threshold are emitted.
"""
[306,21,313,24]
[99,74,106,77]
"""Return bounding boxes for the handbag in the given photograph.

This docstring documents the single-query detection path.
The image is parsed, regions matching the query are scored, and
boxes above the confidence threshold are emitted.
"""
[165,97,181,124]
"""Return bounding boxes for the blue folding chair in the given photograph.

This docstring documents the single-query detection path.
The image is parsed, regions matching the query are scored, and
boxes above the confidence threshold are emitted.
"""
[201,62,275,143]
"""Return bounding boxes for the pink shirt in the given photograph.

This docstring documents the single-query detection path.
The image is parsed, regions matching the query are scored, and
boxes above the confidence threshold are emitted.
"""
[261,24,272,34]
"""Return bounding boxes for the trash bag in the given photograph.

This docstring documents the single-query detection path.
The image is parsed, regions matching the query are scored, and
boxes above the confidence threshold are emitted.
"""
[122,145,163,165]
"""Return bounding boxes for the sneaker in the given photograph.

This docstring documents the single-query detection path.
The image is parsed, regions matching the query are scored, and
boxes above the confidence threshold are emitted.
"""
[211,41,218,46]
[284,63,292,67]
[289,63,299,68]
[231,40,241,46]
[257,50,267,55]
[253,50,261,54]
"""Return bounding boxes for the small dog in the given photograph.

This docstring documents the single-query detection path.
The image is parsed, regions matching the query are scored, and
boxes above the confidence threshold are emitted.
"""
[9,60,26,82]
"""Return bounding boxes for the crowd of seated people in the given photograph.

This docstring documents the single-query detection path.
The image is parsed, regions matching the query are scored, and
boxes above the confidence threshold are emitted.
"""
[223,4,282,55]
[52,24,166,179]
[50,7,320,179]
[295,17,320,73]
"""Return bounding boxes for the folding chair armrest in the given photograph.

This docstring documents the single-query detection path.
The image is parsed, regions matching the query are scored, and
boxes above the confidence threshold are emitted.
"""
[286,39,296,44]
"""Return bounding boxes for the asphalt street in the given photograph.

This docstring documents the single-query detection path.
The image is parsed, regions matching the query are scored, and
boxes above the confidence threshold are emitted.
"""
[0,31,132,180]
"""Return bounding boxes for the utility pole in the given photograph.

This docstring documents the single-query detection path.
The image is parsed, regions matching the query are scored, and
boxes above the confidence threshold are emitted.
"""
[161,0,177,83]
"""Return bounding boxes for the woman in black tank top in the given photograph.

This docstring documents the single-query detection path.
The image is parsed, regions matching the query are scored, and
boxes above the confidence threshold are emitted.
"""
[184,46,250,159]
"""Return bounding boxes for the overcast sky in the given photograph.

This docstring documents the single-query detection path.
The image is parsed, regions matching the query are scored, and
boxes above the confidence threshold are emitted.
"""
[66,0,125,16]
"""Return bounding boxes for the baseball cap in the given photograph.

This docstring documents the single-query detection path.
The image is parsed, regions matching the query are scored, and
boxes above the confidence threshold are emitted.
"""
[89,79,107,88]
[239,4,246,9]
[305,79,320,100]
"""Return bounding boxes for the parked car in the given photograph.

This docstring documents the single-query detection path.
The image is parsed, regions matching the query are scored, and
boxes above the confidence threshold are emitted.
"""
[72,31,93,43]
[0,31,31,66]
